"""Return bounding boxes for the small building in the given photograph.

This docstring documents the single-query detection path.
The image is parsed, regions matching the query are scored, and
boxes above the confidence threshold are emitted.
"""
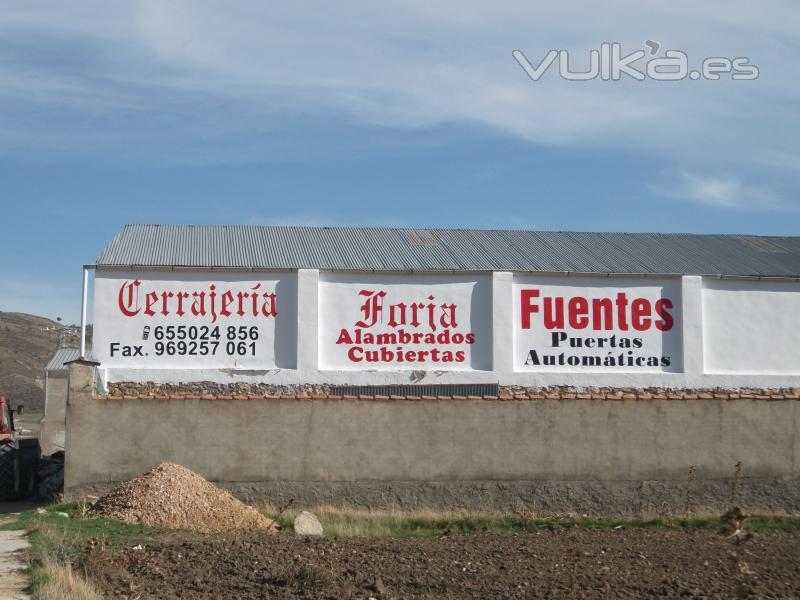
[41,347,79,456]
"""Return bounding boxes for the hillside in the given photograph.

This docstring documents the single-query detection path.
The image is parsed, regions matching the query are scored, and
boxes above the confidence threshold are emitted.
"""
[0,312,71,410]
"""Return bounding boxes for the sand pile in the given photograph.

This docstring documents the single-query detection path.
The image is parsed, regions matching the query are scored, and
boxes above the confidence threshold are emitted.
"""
[93,463,275,534]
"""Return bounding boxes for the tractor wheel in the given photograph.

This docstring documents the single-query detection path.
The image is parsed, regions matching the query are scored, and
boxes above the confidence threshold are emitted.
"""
[0,443,19,501]
[17,440,40,499]
[19,461,36,499]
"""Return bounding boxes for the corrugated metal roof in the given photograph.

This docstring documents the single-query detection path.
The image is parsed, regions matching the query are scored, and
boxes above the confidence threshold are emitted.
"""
[45,348,81,372]
[94,224,800,278]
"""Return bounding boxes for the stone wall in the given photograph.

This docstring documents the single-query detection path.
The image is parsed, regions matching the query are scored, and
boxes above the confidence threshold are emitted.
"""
[104,381,799,401]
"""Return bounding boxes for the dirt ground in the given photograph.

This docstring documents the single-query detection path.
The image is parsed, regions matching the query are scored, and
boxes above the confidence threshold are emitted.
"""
[84,528,800,599]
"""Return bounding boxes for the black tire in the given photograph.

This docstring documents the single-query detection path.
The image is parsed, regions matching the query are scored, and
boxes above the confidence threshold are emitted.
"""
[17,440,40,499]
[20,462,36,499]
[0,443,19,501]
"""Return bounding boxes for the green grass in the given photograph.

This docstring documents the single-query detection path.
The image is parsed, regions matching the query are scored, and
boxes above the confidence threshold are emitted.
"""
[7,503,800,548]
[1,503,159,560]
[1,503,164,600]
[259,505,800,539]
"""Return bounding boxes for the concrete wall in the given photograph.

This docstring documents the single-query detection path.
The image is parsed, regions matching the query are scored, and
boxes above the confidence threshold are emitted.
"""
[66,362,800,514]
[40,371,67,456]
[44,373,68,421]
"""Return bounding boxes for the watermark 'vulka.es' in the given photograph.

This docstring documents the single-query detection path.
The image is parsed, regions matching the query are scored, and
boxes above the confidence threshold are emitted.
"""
[513,41,759,81]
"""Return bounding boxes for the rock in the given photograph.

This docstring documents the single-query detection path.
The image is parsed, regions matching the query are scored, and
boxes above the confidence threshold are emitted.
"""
[293,511,324,536]
[368,578,386,595]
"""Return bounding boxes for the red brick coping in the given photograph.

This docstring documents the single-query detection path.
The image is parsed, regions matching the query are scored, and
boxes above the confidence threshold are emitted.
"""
[96,390,800,402]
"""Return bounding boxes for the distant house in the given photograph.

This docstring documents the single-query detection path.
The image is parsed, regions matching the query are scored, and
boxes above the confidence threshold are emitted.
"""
[40,347,80,456]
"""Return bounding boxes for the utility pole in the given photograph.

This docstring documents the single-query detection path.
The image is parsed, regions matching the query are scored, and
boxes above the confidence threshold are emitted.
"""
[56,317,65,349]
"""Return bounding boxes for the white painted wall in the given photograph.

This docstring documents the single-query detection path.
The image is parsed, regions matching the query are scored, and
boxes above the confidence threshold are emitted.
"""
[492,272,514,378]
[94,269,800,389]
[296,269,319,372]
[94,270,297,369]
[512,275,682,373]
[703,279,800,374]
[318,272,491,371]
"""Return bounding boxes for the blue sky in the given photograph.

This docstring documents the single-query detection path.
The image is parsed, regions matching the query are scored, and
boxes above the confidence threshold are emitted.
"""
[0,1,798,322]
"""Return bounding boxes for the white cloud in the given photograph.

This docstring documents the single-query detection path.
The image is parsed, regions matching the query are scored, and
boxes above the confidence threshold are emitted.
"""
[649,172,785,211]
[0,1,797,167]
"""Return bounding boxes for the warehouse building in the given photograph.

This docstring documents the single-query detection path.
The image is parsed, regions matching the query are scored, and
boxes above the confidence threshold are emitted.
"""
[65,225,800,513]
[87,224,800,390]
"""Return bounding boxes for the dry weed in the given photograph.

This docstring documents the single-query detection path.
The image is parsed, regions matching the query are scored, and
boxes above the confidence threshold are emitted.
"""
[36,562,102,600]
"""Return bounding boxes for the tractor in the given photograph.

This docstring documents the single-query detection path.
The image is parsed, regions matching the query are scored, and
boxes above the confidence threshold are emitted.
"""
[0,396,41,500]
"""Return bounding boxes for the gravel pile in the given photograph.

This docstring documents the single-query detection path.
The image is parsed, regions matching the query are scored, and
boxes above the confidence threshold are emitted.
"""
[93,463,276,534]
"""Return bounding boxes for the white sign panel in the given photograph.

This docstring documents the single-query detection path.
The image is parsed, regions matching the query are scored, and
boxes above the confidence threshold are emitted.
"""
[94,271,297,369]
[703,279,800,374]
[319,273,491,371]
[513,276,682,372]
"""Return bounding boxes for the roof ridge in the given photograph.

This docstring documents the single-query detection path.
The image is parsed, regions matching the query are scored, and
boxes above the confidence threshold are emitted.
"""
[93,225,800,277]
[114,223,795,238]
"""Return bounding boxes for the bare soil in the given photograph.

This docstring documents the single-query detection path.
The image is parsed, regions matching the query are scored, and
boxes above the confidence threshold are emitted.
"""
[0,312,60,410]
[85,528,800,599]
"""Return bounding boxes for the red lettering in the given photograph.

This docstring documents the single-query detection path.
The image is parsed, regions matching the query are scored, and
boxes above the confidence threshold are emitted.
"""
[518,287,675,333]
[567,296,589,329]
[144,291,158,317]
[631,298,652,331]
[236,291,248,317]
[220,291,234,317]
[654,298,674,331]
[261,292,277,317]
[520,289,539,329]
[426,295,437,331]
[388,302,406,327]
[114,280,279,321]
[337,328,354,344]
[250,283,261,316]
[356,290,385,328]
[410,302,424,328]
[543,297,564,329]
[347,346,363,362]
[440,303,458,328]
[591,297,613,330]
[356,290,461,333]
[191,291,205,316]
[160,291,174,316]
[176,292,189,316]
[615,292,629,331]
[209,284,218,323]
[117,280,141,317]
